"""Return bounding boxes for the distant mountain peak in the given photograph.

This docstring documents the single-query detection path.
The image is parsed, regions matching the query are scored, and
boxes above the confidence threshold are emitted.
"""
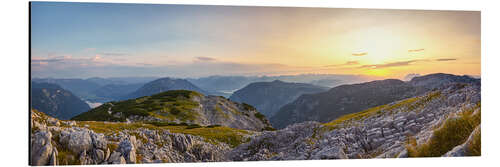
[31,82,91,120]
[122,77,209,100]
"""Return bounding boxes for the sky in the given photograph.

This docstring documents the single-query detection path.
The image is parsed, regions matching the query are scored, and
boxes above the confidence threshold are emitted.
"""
[30,2,481,79]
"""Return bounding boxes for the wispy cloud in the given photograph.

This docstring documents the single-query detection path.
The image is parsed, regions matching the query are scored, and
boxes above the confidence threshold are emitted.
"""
[195,56,217,62]
[408,48,425,53]
[352,52,367,56]
[99,52,129,56]
[324,61,359,67]
[359,59,427,69]
[435,58,458,61]
[31,55,73,64]
[136,63,153,66]
[31,57,65,63]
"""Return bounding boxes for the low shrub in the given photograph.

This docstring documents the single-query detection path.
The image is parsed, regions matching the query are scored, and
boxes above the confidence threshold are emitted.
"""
[262,126,276,131]
[242,103,256,111]
[407,105,480,157]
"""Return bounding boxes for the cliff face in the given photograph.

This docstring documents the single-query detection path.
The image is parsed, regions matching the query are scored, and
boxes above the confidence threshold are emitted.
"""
[230,83,481,160]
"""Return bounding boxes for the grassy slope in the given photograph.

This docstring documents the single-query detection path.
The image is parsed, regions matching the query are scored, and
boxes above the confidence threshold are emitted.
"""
[323,91,442,130]
[72,90,203,122]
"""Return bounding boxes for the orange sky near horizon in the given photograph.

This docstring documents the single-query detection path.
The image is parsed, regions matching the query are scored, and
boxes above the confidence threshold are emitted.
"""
[220,9,481,79]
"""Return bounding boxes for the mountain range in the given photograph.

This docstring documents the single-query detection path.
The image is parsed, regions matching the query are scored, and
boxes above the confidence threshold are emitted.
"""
[187,74,377,97]
[90,83,144,101]
[229,80,328,117]
[32,77,158,103]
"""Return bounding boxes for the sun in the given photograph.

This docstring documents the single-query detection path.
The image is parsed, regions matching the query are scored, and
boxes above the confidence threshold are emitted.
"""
[343,26,418,64]
[363,68,390,77]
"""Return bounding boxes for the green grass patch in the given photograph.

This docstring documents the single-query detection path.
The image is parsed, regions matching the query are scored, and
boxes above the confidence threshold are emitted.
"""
[323,104,388,129]
[254,112,267,123]
[407,104,480,157]
[72,90,202,122]
[56,149,80,165]
[262,126,276,131]
[78,121,252,148]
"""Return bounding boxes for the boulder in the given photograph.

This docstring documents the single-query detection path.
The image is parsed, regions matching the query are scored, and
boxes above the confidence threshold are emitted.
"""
[105,148,111,162]
[67,130,93,154]
[118,136,137,163]
[31,131,54,166]
[443,144,466,157]
[90,132,107,150]
[172,134,194,152]
[49,150,57,165]
[108,151,126,164]
[95,149,106,162]
[47,117,60,126]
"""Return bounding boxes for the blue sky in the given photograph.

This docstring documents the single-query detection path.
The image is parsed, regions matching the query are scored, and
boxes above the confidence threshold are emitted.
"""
[30,2,480,79]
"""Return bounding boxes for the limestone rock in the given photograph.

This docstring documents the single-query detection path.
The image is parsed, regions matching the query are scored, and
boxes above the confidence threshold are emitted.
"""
[118,136,137,163]
[31,131,54,166]
[108,151,126,164]
[67,130,93,154]
[90,132,107,150]
[95,149,105,162]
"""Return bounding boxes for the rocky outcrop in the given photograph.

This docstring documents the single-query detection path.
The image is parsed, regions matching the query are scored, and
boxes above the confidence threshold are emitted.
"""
[230,83,480,160]
[31,110,236,165]
[30,131,58,166]
[229,121,322,161]
[133,129,231,163]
